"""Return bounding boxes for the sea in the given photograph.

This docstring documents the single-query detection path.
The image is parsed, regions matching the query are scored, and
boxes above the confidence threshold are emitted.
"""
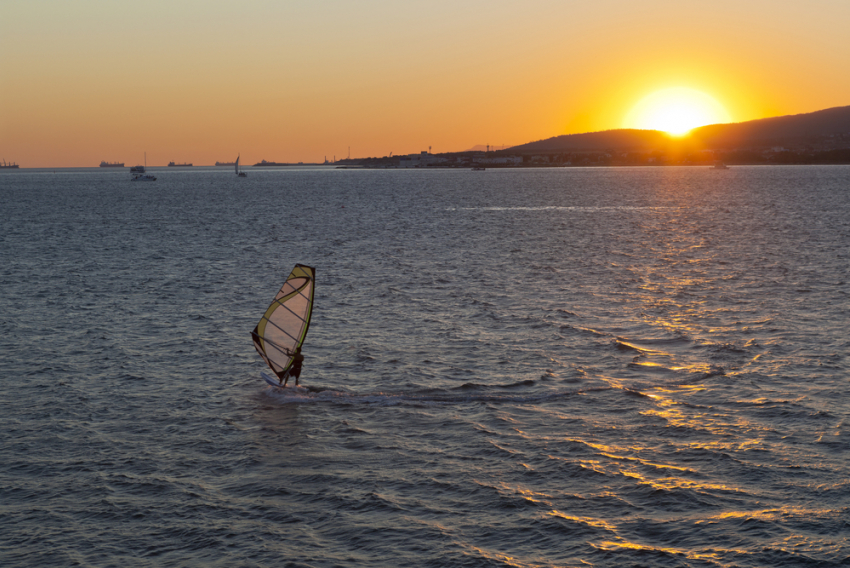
[1,165,848,567]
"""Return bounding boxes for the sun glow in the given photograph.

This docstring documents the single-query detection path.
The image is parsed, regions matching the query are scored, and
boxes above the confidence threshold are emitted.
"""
[623,88,732,136]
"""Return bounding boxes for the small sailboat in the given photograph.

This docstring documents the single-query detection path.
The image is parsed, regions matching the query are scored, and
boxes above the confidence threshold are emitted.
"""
[131,152,156,181]
[130,152,146,173]
[251,264,315,387]
[236,154,247,177]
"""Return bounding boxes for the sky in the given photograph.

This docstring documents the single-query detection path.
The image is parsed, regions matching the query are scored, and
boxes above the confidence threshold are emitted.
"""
[2,0,850,167]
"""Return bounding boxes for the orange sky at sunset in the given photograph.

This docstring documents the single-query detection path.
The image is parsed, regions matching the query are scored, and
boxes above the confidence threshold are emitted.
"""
[2,0,850,167]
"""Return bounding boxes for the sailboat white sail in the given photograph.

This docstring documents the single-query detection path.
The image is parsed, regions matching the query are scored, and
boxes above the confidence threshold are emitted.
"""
[251,264,315,383]
[236,154,247,177]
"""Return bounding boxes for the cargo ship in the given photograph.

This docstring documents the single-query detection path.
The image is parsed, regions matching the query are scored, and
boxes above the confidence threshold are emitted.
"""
[253,159,289,166]
[1,160,19,169]
[215,161,236,166]
[100,161,124,167]
[168,162,193,167]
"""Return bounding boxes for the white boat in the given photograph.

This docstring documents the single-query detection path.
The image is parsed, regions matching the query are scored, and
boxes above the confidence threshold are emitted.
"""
[712,161,729,170]
[131,174,156,181]
[236,155,247,177]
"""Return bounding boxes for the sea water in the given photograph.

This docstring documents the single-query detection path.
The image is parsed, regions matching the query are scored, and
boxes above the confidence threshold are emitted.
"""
[1,166,848,567]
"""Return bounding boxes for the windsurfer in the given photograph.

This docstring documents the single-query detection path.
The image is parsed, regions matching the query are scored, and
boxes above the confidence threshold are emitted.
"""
[253,264,315,389]
[281,347,305,386]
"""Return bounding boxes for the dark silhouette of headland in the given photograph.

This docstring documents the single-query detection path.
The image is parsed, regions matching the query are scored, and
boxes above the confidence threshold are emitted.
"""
[338,105,850,168]
[498,105,850,166]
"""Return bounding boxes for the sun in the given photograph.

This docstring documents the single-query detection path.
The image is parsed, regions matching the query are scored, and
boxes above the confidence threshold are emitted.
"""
[623,87,731,136]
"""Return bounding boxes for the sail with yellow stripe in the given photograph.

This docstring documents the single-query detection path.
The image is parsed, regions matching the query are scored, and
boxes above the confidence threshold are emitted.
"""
[251,264,315,381]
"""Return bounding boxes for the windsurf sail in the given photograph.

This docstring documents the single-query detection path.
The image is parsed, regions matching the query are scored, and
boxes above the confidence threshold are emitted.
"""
[251,264,315,381]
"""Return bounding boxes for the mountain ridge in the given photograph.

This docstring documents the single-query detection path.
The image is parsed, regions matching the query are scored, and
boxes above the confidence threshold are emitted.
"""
[508,105,850,153]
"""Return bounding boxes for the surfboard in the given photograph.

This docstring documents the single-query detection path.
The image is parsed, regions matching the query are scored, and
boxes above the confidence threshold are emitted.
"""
[262,371,287,388]
[262,371,313,395]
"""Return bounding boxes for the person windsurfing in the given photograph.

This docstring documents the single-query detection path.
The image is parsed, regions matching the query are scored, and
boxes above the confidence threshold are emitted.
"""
[252,264,315,389]
[281,346,304,387]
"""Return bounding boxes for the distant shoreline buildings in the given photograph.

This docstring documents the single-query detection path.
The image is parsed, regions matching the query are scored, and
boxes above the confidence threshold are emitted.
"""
[336,144,850,169]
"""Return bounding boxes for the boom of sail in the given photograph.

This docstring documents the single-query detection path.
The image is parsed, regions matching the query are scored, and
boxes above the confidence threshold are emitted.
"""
[251,264,315,380]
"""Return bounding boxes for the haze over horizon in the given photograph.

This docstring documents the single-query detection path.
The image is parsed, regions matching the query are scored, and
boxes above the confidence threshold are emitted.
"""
[3,0,850,167]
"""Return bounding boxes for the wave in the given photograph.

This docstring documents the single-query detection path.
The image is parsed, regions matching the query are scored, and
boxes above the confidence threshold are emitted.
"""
[451,206,682,212]
[260,372,608,406]
[259,371,737,408]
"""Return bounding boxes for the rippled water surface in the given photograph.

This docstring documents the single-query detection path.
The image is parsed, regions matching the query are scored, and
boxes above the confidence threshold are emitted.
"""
[1,166,849,567]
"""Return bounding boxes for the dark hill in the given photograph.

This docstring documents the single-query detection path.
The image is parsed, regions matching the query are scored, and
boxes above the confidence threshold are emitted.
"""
[509,129,673,153]
[509,105,850,153]
[690,105,850,147]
